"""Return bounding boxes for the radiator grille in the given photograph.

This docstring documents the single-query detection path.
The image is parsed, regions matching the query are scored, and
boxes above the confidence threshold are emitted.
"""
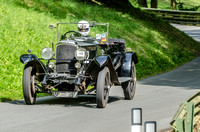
[56,44,77,74]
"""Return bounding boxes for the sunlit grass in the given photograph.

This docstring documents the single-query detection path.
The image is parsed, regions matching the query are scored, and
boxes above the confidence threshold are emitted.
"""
[131,0,200,10]
[152,0,200,10]
[0,0,200,102]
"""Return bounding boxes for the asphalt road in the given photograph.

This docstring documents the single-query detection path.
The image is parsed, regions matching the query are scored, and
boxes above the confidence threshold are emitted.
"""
[1,24,200,132]
[171,24,200,42]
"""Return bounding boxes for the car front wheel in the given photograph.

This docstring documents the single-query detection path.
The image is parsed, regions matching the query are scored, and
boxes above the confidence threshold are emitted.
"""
[96,67,111,108]
[23,65,37,105]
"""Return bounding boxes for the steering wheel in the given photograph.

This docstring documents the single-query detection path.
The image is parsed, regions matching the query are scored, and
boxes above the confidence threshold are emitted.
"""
[61,31,83,40]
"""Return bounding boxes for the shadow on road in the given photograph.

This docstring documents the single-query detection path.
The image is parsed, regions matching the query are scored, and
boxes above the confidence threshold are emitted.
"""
[0,98,13,102]
[5,95,123,109]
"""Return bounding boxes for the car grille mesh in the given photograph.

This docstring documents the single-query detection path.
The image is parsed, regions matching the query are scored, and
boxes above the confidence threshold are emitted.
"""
[56,44,77,74]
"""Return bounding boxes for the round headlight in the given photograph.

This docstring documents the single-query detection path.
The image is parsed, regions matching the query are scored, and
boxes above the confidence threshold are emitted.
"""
[41,47,53,60]
[75,62,81,69]
[75,48,88,61]
[49,62,55,69]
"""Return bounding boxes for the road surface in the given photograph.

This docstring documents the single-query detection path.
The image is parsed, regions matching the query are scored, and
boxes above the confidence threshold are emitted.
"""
[0,24,200,132]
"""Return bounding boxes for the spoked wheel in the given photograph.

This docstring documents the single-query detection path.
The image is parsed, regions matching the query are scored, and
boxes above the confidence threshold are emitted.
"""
[96,67,111,108]
[23,65,37,105]
[122,62,136,100]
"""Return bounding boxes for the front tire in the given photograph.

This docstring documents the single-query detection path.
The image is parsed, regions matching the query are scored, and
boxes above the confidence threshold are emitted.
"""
[23,65,37,105]
[96,67,111,108]
[122,62,136,100]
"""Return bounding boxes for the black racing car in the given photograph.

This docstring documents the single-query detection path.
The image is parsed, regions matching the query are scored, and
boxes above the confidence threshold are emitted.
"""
[20,21,138,108]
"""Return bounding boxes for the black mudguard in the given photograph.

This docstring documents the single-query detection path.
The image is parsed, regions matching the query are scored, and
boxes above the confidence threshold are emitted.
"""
[20,54,47,74]
[120,52,138,77]
[85,55,119,84]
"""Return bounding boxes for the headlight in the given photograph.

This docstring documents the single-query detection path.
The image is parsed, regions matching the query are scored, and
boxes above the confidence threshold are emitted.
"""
[41,47,54,60]
[75,62,81,69]
[75,48,88,61]
[49,62,55,69]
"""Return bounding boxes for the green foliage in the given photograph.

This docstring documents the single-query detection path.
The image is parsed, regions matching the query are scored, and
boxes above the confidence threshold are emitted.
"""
[0,0,200,102]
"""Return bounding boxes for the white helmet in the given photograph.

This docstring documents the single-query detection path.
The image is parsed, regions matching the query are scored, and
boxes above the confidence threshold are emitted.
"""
[77,20,90,37]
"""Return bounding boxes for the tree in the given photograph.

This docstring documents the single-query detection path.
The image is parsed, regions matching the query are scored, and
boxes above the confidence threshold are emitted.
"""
[137,0,148,7]
[151,0,157,8]
[91,0,149,18]
[171,0,177,10]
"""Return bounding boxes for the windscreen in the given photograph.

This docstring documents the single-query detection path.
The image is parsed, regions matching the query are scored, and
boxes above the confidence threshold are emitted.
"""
[56,23,109,44]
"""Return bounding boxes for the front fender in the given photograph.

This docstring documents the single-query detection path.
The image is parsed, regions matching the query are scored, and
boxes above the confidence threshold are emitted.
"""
[85,55,119,84]
[20,54,38,64]
[20,54,47,74]
[129,52,138,65]
[120,52,138,77]
[94,55,110,67]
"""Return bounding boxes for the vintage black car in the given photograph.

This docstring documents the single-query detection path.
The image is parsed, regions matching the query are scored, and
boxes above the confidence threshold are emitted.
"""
[20,21,138,108]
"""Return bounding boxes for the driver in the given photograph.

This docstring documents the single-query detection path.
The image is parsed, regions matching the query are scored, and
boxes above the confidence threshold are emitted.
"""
[77,20,90,37]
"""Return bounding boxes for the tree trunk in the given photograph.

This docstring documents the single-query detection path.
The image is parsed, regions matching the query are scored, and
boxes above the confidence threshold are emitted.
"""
[137,0,147,7]
[171,0,177,10]
[151,0,157,8]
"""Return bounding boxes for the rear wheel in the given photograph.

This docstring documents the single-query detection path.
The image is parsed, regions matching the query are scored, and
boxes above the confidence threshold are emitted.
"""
[96,67,111,108]
[122,62,136,100]
[23,65,37,105]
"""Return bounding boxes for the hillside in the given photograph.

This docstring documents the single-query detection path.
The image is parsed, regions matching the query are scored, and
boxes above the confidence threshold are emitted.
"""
[0,0,200,102]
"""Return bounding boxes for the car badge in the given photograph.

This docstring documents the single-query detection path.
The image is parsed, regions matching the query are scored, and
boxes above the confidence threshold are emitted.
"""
[101,33,107,43]
[101,38,107,42]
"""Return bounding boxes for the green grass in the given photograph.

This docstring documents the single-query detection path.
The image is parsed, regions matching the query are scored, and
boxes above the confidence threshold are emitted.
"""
[150,0,200,10]
[131,0,200,10]
[0,0,200,102]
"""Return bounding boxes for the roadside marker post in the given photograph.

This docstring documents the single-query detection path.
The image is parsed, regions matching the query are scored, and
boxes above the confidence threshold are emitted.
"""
[131,108,142,132]
[144,121,157,132]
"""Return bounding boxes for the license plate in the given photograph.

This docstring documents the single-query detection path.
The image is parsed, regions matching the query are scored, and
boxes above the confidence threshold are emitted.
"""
[77,51,85,57]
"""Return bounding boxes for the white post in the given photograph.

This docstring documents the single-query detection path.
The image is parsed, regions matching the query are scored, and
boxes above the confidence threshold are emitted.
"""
[131,108,142,132]
[144,121,157,132]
